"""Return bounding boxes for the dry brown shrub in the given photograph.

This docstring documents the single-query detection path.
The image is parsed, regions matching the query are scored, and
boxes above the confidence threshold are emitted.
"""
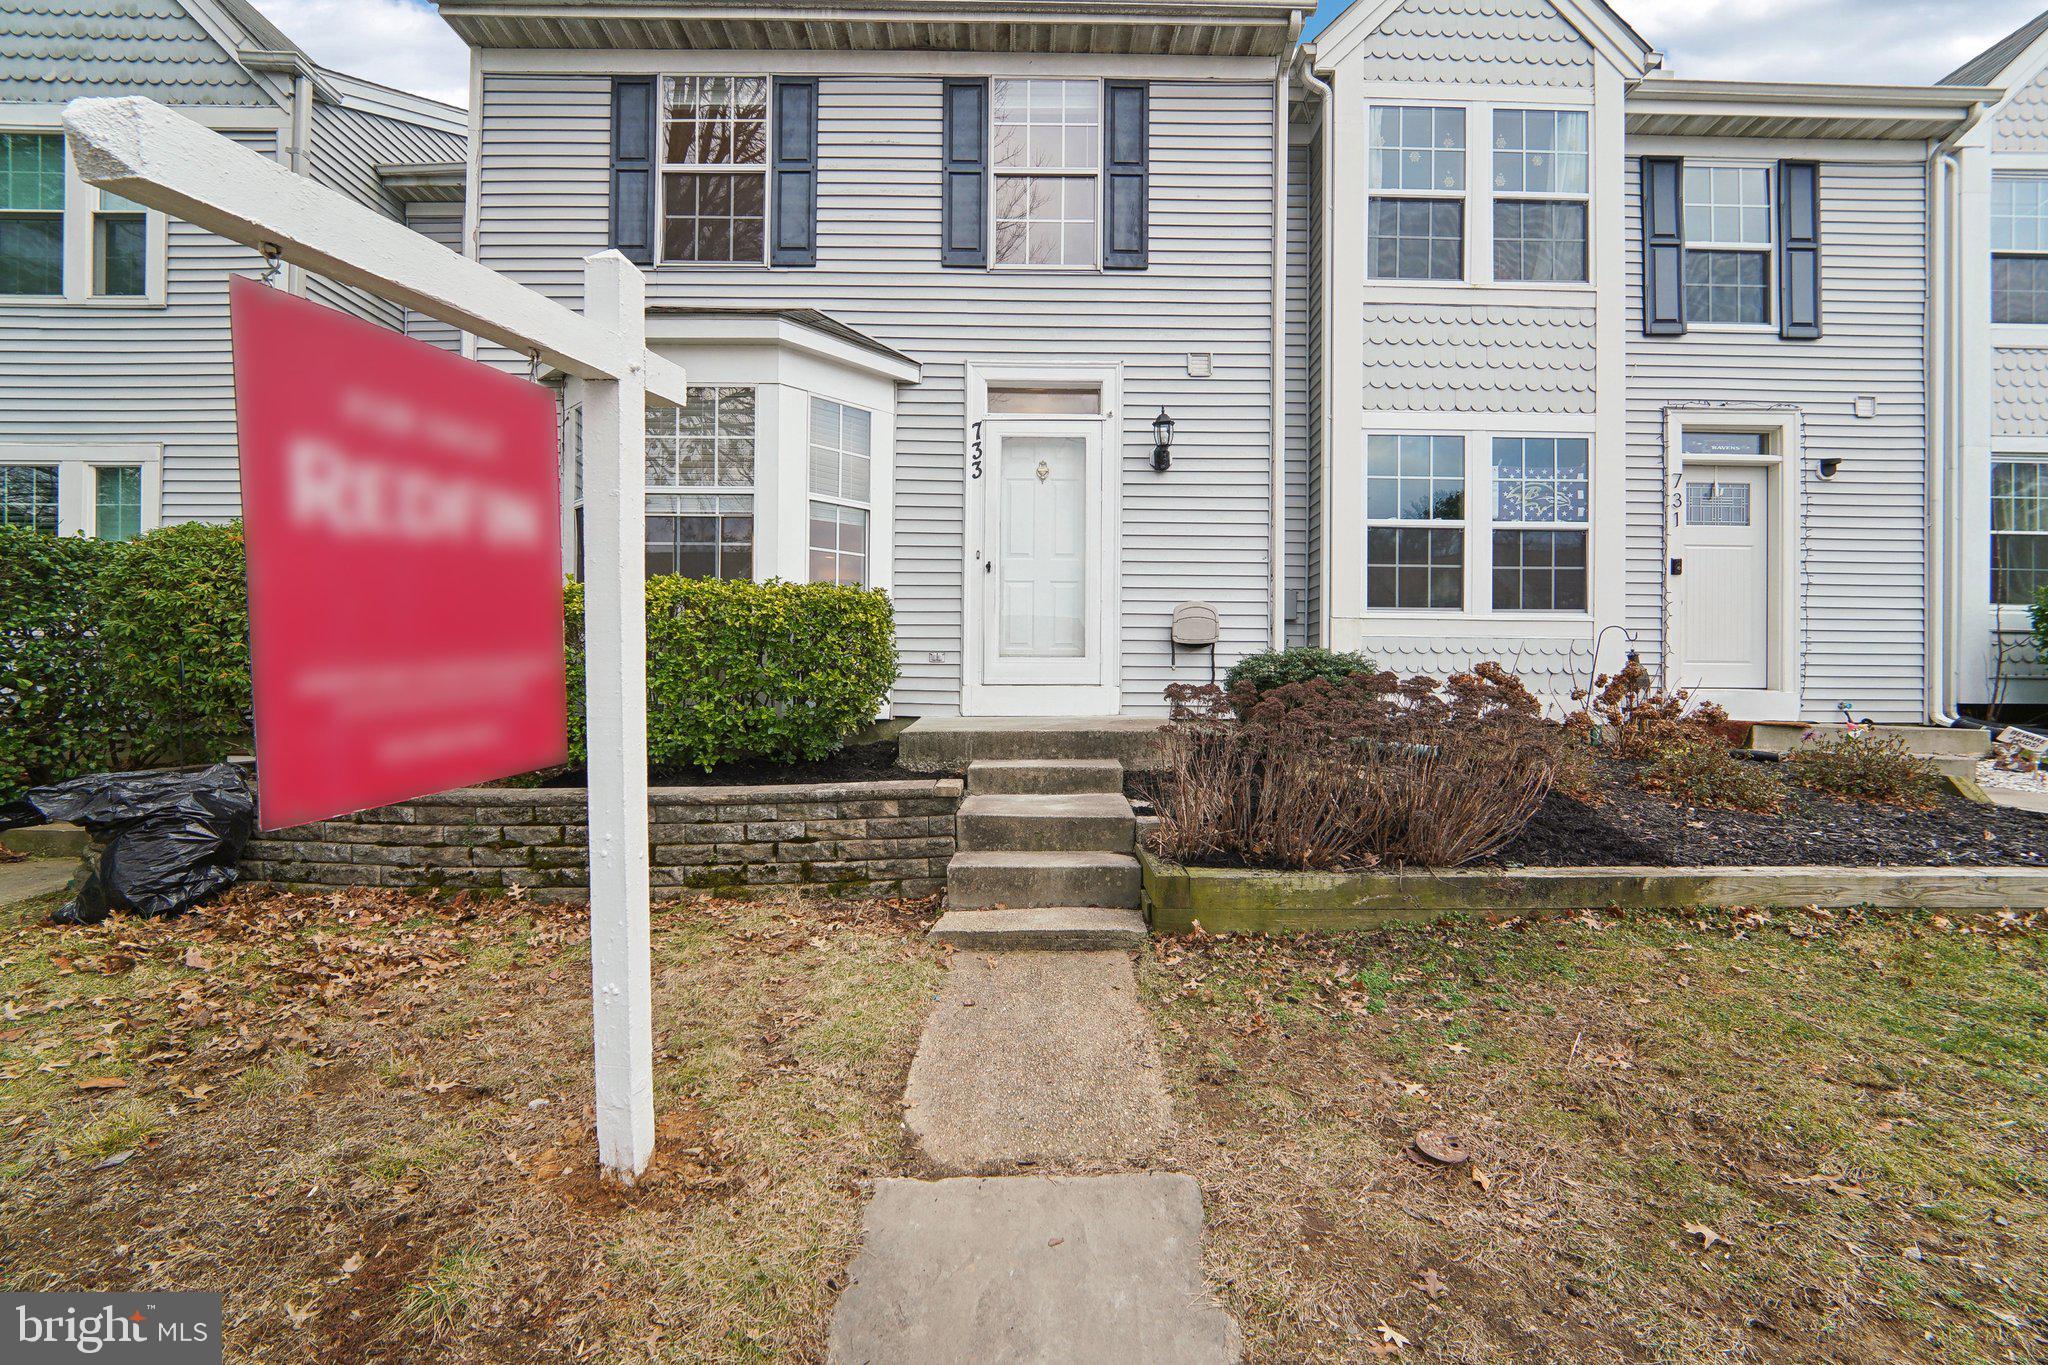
[1569,654,1730,760]
[1785,730,1944,808]
[1146,663,1562,870]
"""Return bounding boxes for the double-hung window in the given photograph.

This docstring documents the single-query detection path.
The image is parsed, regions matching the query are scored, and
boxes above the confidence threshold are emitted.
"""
[809,397,872,586]
[1491,110,1589,284]
[93,188,148,297]
[660,76,769,265]
[1992,456,2048,604]
[1681,166,1772,325]
[1368,107,1465,281]
[0,132,64,296]
[645,388,755,579]
[1366,434,1466,609]
[991,79,1100,269]
[0,448,157,539]
[0,462,59,532]
[1993,175,2048,326]
[1490,437,1589,611]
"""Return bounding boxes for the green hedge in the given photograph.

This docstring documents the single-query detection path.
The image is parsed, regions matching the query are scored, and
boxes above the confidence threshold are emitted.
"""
[566,576,898,772]
[0,528,122,795]
[0,522,252,800]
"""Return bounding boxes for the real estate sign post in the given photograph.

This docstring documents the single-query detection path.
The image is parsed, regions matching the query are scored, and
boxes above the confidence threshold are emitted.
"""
[63,96,676,1182]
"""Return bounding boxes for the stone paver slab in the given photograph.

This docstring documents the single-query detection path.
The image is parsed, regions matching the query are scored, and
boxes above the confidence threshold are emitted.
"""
[904,951,1169,1176]
[0,858,80,909]
[827,1173,1240,1365]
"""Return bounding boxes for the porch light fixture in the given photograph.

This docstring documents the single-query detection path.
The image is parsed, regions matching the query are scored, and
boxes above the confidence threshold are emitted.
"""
[1151,407,1176,472]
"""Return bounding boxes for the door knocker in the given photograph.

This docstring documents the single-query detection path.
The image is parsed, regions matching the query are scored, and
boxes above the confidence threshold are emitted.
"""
[1036,461,1051,482]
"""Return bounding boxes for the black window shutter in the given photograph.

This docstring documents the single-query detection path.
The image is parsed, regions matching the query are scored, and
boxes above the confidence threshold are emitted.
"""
[1641,156,1685,337]
[1103,80,1150,271]
[772,78,819,268]
[941,78,988,268]
[1778,160,1822,340]
[610,76,656,266]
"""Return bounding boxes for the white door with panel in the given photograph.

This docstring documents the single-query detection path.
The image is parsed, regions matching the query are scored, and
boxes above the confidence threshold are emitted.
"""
[1679,464,1769,690]
[970,420,1112,711]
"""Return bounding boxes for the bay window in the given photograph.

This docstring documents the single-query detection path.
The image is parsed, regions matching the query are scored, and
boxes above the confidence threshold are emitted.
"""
[1491,109,1589,284]
[808,397,872,585]
[660,76,769,265]
[1993,175,2048,325]
[645,388,755,579]
[1368,106,1466,281]
[992,79,1101,268]
[1681,165,1772,325]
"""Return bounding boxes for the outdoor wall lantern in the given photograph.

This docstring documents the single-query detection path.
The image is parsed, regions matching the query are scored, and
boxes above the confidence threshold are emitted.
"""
[1151,407,1176,472]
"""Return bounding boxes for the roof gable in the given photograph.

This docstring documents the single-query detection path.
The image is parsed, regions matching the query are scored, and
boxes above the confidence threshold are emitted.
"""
[1942,10,2048,88]
[1310,0,1653,77]
[0,0,278,107]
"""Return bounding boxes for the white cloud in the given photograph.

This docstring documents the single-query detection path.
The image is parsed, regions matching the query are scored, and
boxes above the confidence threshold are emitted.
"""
[1619,0,2041,84]
[244,0,469,106]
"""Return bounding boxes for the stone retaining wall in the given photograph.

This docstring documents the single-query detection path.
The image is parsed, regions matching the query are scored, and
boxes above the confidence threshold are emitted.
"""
[242,779,963,902]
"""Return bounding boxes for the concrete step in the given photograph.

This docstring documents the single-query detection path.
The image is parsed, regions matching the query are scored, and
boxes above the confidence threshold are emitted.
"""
[0,822,90,860]
[966,758,1125,796]
[1752,722,1994,760]
[946,850,1142,909]
[901,717,1167,773]
[957,793,1135,854]
[929,907,1148,951]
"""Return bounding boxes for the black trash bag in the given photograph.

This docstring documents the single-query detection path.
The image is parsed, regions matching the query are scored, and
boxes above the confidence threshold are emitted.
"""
[0,764,256,924]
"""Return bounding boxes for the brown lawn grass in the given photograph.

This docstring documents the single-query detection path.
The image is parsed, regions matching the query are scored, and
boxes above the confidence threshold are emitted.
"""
[1142,907,2048,1364]
[0,884,941,1362]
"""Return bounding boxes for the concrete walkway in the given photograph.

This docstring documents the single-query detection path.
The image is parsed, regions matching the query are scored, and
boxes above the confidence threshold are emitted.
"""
[0,857,79,909]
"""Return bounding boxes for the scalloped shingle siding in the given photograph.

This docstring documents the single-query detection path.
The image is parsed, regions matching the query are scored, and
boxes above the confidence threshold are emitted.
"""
[1363,304,1595,415]
[1349,0,1594,89]
[1992,73,2048,154]
[0,0,268,106]
[1993,350,2048,438]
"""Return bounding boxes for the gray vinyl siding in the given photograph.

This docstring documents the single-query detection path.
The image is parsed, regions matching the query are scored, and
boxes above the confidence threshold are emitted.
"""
[474,70,1279,716]
[1624,155,1931,721]
[0,129,277,524]
[402,202,466,353]
[1285,140,1310,647]
[307,102,466,330]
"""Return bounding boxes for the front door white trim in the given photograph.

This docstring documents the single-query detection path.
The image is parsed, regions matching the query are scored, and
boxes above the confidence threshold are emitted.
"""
[962,362,1122,716]
[1664,407,1804,721]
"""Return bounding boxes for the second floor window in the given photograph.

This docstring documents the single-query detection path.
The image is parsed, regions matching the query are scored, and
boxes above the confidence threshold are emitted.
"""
[1492,109,1589,284]
[660,77,768,265]
[1994,174,2048,325]
[1,133,64,296]
[1682,166,1772,326]
[1369,106,1465,281]
[646,388,755,579]
[992,79,1100,268]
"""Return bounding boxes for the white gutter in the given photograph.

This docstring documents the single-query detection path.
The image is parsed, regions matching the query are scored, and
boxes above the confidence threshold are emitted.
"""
[1270,8,1302,650]
[1299,54,1335,649]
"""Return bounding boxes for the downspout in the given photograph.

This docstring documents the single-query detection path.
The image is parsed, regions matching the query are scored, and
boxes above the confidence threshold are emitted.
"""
[285,70,313,297]
[1270,9,1304,651]
[1299,56,1337,650]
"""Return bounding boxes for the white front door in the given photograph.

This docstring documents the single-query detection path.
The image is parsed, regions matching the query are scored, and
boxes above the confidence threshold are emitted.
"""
[1680,464,1769,690]
[968,419,1113,713]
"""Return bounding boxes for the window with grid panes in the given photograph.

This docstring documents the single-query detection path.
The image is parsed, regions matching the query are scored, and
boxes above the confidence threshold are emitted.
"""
[1682,166,1772,325]
[645,388,755,580]
[1994,175,2048,325]
[1993,457,2048,605]
[660,77,769,264]
[0,133,63,296]
[1490,437,1588,611]
[1368,107,1465,281]
[808,397,872,586]
[992,79,1100,268]
[1366,434,1465,609]
[1491,109,1588,283]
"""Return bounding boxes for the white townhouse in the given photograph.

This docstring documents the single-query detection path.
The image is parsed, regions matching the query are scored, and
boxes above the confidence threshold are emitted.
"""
[1297,0,1995,726]
[1940,13,2048,719]
[0,0,467,540]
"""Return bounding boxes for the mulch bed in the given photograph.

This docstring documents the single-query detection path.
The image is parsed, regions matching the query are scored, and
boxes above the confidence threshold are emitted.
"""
[1493,758,2048,869]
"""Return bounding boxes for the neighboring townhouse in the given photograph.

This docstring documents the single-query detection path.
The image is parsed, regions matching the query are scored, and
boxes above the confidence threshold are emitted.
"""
[0,0,467,539]
[1297,0,1990,725]
[1941,13,2048,718]
[436,0,1304,718]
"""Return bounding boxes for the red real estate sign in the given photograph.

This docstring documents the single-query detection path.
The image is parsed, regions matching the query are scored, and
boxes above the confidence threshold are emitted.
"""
[232,277,567,831]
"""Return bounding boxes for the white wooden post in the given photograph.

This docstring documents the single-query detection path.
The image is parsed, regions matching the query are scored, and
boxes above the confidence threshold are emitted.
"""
[61,97,677,1184]
[580,253,656,1180]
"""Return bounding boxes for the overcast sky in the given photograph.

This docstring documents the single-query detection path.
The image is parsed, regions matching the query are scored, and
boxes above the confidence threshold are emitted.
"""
[249,0,2048,107]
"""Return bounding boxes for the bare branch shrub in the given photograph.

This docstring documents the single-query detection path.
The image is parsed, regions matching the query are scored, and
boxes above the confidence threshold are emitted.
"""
[1145,663,1562,871]
[1568,654,1731,760]
[1785,730,1944,808]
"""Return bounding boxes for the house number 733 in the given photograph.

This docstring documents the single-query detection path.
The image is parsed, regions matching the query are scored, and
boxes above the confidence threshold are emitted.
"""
[970,420,984,481]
